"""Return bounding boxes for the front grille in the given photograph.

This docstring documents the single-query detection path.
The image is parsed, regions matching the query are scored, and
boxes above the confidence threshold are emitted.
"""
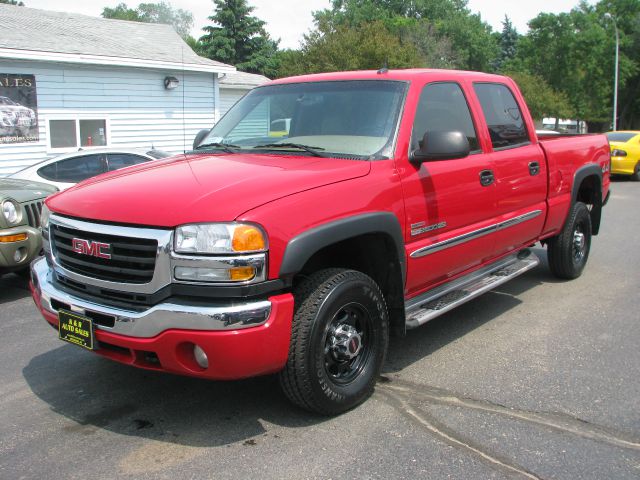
[51,224,158,283]
[24,200,43,227]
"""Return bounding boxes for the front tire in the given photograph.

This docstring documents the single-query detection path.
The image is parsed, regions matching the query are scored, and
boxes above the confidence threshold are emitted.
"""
[547,201,592,279]
[279,269,389,415]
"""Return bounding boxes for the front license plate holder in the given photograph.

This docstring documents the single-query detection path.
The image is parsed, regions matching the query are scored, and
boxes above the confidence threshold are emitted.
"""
[58,309,96,350]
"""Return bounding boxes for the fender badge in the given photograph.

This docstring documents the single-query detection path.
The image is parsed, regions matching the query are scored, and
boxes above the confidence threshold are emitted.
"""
[411,221,447,236]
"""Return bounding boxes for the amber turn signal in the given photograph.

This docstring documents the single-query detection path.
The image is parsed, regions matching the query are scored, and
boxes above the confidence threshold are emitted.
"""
[229,266,256,281]
[232,225,266,252]
[0,233,28,243]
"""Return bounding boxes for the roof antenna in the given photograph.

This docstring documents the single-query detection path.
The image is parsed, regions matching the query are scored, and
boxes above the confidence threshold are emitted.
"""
[377,57,389,74]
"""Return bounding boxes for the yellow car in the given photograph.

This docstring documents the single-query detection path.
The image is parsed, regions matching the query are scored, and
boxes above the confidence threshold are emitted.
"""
[606,131,640,180]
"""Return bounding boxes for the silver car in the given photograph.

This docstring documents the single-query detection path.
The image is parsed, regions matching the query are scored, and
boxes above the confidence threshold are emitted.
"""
[9,148,172,190]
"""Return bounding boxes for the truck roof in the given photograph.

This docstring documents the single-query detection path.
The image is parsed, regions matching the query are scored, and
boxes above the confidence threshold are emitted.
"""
[268,68,509,85]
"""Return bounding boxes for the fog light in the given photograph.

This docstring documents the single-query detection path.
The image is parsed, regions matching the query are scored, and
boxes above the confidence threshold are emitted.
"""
[193,344,208,369]
[13,247,26,263]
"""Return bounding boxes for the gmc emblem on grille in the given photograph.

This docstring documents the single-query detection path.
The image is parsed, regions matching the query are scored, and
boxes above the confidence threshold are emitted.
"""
[71,238,112,259]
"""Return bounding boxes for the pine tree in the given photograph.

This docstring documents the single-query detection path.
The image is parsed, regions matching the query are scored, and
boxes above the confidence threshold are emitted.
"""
[495,15,519,71]
[199,0,279,77]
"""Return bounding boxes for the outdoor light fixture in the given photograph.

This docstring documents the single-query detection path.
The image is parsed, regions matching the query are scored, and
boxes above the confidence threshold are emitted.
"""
[164,76,180,90]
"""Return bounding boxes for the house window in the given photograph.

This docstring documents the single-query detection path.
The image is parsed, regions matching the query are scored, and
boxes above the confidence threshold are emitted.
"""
[48,119,108,150]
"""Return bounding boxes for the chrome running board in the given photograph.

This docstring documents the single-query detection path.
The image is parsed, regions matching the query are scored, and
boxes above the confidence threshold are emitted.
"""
[405,250,540,329]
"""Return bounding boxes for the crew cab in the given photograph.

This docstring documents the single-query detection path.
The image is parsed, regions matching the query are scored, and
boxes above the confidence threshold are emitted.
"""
[30,69,610,415]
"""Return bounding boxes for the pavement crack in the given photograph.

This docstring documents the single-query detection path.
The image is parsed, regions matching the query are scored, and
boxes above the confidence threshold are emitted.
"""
[378,389,544,480]
[378,378,640,452]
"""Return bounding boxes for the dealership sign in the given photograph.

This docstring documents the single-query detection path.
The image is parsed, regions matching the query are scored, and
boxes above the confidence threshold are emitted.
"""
[0,74,39,144]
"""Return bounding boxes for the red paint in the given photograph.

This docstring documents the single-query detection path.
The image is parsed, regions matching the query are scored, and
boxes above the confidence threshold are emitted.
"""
[32,283,295,380]
[36,69,611,381]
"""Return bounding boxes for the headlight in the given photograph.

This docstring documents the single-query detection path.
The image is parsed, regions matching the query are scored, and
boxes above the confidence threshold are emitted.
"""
[2,200,20,225]
[611,149,627,157]
[40,204,50,230]
[174,223,267,254]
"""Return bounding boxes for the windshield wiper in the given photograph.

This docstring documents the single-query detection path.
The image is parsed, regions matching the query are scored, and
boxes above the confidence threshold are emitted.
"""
[252,142,328,157]
[194,142,241,153]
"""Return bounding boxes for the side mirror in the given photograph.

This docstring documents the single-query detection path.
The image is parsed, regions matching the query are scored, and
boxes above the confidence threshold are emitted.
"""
[410,130,471,163]
[192,129,210,150]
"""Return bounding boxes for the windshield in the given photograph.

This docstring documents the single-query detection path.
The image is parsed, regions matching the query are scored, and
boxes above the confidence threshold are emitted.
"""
[0,97,17,106]
[201,80,407,159]
[606,132,637,143]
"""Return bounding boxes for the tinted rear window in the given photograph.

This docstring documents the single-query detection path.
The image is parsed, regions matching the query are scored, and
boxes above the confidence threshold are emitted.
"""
[38,154,104,183]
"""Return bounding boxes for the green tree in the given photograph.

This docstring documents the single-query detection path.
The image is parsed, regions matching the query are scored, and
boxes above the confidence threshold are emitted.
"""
[311,0,498,71]
[199,0,279,77]
[505,71,573,120]
[277,21,422,77]
[0,0,25,5]
[595,0,640,128]
[518,2,637,130]
[102,2,193,39]
[494,16,519,71]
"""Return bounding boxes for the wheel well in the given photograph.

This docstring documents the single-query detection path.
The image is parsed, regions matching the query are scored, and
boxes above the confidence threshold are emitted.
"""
[293,233,406,336]
[575,174,603,235]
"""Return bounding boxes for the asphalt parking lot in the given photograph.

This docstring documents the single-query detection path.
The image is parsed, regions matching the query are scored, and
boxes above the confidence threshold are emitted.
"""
[1,180,639,480]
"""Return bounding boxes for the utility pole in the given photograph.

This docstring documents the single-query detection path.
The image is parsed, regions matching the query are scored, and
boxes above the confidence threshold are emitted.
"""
[605,13,619,131]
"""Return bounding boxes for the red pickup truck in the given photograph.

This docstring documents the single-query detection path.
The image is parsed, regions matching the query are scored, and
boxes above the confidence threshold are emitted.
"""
[30,69,610,415]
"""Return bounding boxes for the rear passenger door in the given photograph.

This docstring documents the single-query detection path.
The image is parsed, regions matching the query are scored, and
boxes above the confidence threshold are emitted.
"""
[402,82,496,297]
[473,83,547,256]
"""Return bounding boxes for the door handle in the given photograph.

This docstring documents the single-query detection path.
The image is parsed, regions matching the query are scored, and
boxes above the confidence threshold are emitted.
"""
[479,169,494,186]
[529,161,540,176]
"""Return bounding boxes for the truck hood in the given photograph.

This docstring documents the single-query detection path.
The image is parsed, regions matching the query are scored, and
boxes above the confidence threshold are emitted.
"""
[0,178,57,202]
[46,153,371,227]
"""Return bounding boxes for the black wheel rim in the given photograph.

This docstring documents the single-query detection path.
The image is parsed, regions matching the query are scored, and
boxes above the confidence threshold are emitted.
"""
[323,302,373,386]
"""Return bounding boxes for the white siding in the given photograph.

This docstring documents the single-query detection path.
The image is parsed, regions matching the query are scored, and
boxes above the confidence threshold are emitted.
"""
[0,60,218,175]
[218,88,246,119]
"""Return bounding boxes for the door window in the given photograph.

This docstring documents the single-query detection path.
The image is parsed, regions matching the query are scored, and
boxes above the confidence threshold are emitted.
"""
[473,83,529,149]
[411,82,479,153]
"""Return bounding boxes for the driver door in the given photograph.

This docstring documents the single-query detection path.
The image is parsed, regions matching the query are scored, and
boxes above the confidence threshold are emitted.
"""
[401,82,497,297]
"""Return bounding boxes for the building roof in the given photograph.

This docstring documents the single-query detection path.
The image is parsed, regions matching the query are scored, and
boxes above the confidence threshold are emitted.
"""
[219,71,270,89]
[0,4,235,74]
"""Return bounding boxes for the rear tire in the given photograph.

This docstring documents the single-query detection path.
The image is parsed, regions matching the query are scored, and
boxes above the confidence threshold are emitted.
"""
[279,269,389,415]
[547,201,592,279]
[631,163,640,181]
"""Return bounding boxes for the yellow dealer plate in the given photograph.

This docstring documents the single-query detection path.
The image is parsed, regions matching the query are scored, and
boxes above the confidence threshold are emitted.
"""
[58,310,95,350]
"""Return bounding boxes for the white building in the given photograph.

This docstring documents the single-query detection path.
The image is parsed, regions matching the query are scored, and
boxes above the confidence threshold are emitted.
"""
[0,4,269,176]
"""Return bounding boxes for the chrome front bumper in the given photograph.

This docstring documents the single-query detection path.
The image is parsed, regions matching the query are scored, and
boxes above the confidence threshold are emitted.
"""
[30,257,272,338]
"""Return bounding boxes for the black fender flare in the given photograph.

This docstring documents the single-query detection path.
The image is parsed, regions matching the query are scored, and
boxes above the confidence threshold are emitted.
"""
[571,164,603,235]
[279,212,406,283]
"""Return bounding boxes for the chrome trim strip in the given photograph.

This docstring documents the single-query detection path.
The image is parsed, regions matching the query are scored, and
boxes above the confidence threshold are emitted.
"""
[31,258,272,337]
[410,210,542,258]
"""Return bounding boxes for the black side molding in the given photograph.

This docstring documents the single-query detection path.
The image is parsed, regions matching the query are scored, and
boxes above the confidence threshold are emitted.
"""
[279,212,406,282]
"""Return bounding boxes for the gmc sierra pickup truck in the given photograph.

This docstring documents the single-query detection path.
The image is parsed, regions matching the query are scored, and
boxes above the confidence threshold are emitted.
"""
[30,69,610,415]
